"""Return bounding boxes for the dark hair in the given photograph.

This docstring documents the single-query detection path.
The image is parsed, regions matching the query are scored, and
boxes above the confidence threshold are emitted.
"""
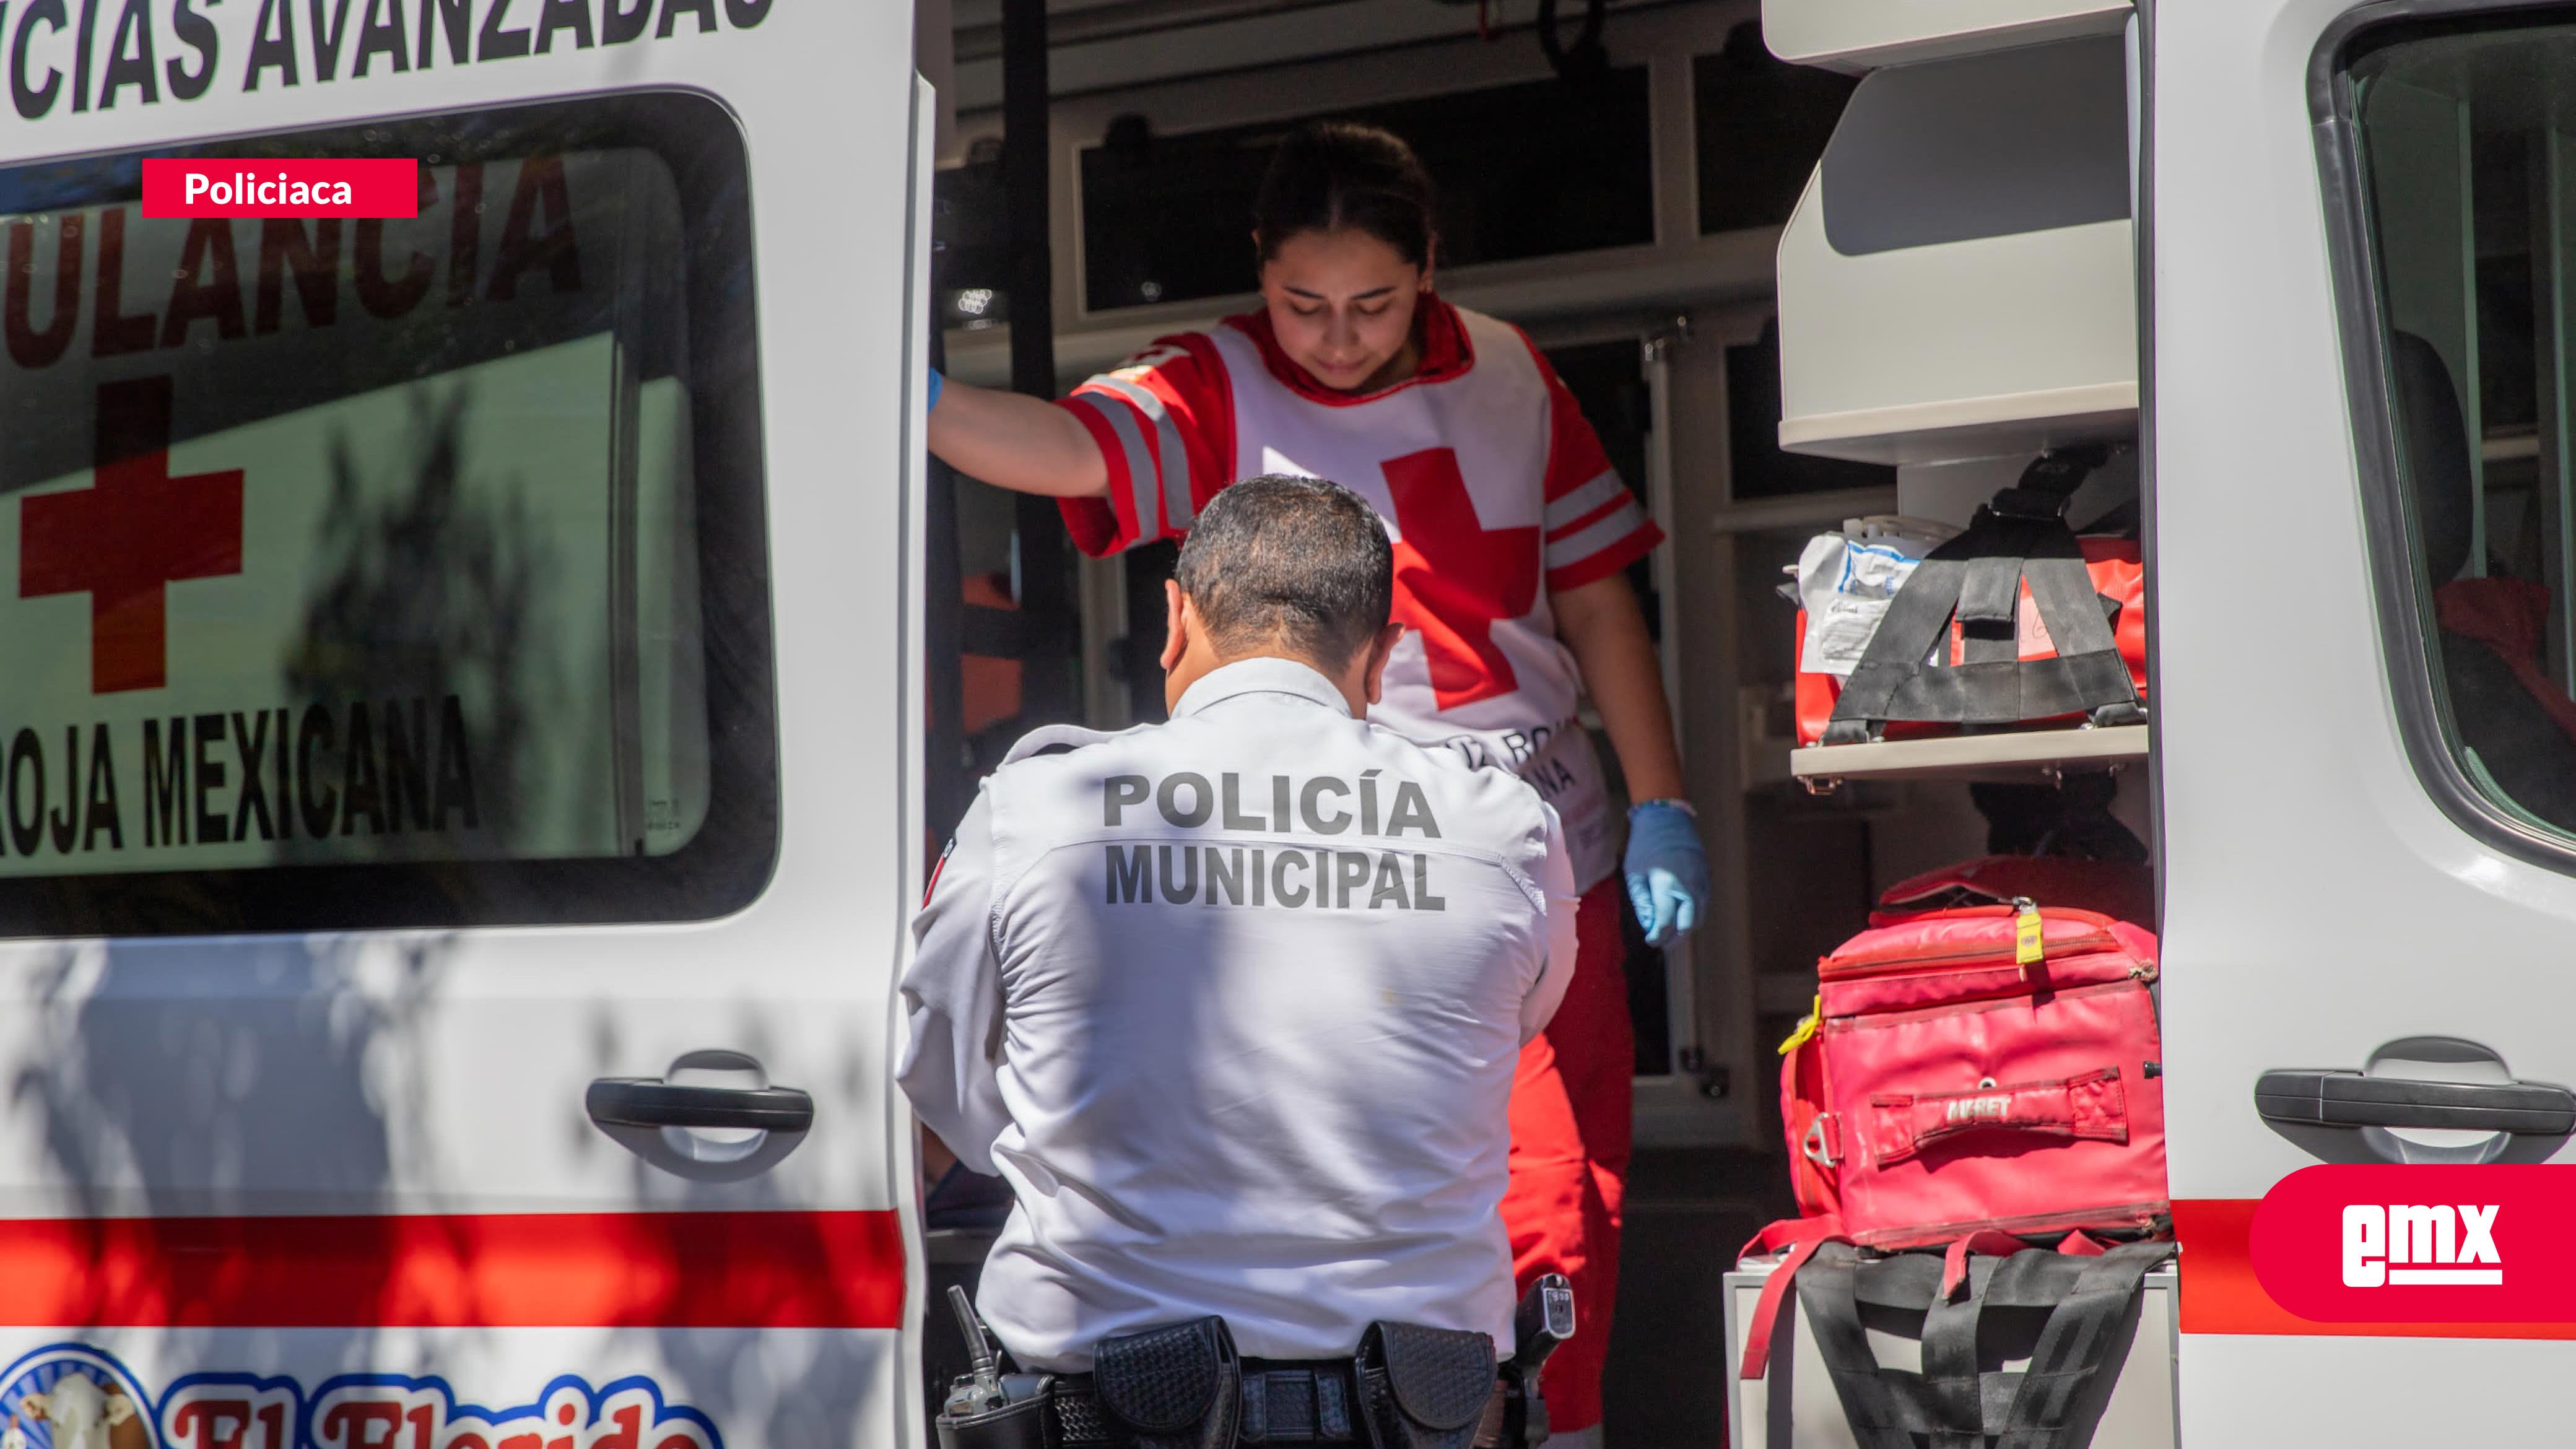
[1173,474,1395,671]
[1253,121,1437,268]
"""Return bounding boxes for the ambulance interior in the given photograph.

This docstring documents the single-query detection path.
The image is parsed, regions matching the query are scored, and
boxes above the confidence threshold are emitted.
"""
[910,2,2156,1441]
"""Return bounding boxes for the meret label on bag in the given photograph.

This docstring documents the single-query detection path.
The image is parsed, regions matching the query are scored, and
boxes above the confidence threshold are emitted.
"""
[2014,900,2045,967]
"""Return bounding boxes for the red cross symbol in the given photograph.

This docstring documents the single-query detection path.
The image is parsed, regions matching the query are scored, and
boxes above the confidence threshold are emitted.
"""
[19,376,244,694]
[1380,447,1539,709]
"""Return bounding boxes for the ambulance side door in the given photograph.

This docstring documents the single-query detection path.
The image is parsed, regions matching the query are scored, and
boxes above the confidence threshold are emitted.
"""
[0,9,926,1449]
[2158,0,2576,1438]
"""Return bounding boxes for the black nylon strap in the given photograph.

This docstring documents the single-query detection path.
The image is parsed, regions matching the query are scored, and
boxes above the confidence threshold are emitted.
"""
[1819,448,2140,742]
[1872,650,2142,726]
[1994,1243,2172,1449]
[1918,1287,1988,1449]
[1958,553,2022,670]
[1958,555,2022,625]
[1788,1240,2171,1449]
[2022,561,2136,697]
[1849,1253,1945,1310]
[1824,551,1971,744]
[1795,1246,1927,1449]
[1998,445,2110,515]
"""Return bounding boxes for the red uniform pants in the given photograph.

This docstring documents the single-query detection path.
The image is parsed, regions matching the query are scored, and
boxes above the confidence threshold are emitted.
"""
[1502,877,1632,1434]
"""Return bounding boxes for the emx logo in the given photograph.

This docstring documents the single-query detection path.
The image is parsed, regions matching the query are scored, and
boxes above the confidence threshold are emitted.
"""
[2342,1203,2502,1286]
[2250,1165,2572,1320]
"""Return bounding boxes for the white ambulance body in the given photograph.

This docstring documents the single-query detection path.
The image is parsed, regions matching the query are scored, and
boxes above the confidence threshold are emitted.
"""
[2159,0,2576,1437]
[0,8,931,1449]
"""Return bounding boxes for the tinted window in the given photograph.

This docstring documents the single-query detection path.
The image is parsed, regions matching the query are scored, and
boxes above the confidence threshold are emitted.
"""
[1080,71,1655,313]
[1694,20,1856,235]
[0,94,775,934]
[2343,18,2576,843]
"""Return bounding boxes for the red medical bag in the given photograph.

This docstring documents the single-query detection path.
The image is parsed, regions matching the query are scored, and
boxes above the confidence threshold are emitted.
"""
[1777,866,2167,1244]
[1741,863,2170,1385]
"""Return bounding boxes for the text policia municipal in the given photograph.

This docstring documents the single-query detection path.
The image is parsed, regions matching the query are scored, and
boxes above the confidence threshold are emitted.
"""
[5,0,773,121]
[1100,771,1452,912]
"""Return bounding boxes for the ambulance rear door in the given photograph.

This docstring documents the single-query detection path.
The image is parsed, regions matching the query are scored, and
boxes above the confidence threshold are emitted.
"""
[0,8,928,1449]
[2159,0,2576,1437]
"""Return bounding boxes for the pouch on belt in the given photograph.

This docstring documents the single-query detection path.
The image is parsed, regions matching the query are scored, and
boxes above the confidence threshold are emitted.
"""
[1353,1323,1496,1449]
[1094,1317,1243,1449]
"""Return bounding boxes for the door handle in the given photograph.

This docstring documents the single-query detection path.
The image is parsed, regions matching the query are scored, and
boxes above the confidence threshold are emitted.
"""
[585,1078,815,1133]
[2255,1071,2576,1136]
[2256,1038,2576,1165]
[586,1050,812,1181]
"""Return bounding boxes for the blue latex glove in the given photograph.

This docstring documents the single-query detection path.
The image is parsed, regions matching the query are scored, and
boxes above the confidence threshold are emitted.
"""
[927,366,944,414]
[1624,799,1710,947]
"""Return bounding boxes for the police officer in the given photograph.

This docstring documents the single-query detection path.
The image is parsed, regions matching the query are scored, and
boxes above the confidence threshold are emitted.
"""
[900,474,1577,1440]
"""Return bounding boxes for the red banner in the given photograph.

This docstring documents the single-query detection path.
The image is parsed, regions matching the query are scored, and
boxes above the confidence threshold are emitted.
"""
[2250,1164,2576,1321]
[141,159,418,218]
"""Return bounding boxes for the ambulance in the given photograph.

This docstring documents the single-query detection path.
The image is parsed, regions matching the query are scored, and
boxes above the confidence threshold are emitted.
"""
[0,0,2570,1445]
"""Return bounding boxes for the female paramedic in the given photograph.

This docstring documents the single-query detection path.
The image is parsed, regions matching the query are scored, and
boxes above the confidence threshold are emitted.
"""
[923,121,1708,1442]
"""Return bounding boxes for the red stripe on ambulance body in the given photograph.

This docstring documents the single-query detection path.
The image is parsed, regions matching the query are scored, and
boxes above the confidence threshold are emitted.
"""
[2175,1198,2576,1339]
[0,1210,904,1327]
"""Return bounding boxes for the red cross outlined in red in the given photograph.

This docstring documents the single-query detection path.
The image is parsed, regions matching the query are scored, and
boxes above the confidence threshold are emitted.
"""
[20,376,245,694]
[1380,446,1539,709]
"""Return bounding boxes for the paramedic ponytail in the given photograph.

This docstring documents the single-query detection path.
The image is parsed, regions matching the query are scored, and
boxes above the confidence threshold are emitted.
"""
[1253,121,1438,269]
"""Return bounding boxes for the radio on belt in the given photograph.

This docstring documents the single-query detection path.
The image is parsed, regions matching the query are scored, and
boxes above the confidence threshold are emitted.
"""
[1500,1273,1574,1448]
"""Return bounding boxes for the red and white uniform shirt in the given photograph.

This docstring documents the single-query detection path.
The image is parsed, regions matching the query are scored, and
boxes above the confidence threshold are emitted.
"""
[1058,298,1662,888]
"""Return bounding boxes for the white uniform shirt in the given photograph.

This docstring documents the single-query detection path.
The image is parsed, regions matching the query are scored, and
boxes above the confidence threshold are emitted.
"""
[899,656,1580,1370]
[1054,300,1664,890]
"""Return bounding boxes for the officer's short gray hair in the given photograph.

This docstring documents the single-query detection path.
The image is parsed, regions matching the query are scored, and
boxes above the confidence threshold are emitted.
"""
[1173,474,1395,670]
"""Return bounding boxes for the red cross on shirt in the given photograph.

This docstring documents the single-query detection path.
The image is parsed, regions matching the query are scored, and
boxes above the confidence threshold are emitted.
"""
[19,376,244,694]
[1381,446,1539,709]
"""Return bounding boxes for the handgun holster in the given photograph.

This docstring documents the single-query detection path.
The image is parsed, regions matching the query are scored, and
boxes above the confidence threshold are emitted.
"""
[1092,1317,1242,1449]
[938,1389,1055,1449]
[1354,1323,1497,1449]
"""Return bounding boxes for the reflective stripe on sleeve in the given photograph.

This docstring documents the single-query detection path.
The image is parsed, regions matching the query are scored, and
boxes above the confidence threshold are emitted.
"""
[1543,471,1629,533]
[1544,499,1652,572]
[1069,391,1163,542]
[1085,376,1196,532]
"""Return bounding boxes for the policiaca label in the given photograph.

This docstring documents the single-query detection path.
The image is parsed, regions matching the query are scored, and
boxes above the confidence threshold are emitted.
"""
[0,1344,725,1449]
[1099,771,1450,912]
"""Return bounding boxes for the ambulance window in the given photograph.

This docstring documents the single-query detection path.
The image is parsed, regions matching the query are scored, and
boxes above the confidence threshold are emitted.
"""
[2343,18,2576,848]
[0,94,777,934]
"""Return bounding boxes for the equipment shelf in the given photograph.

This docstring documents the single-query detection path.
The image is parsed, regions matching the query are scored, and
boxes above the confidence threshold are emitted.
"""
[1790,724,2149,790]
[1764,0,2131,74]
[1774,35,2135,467]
